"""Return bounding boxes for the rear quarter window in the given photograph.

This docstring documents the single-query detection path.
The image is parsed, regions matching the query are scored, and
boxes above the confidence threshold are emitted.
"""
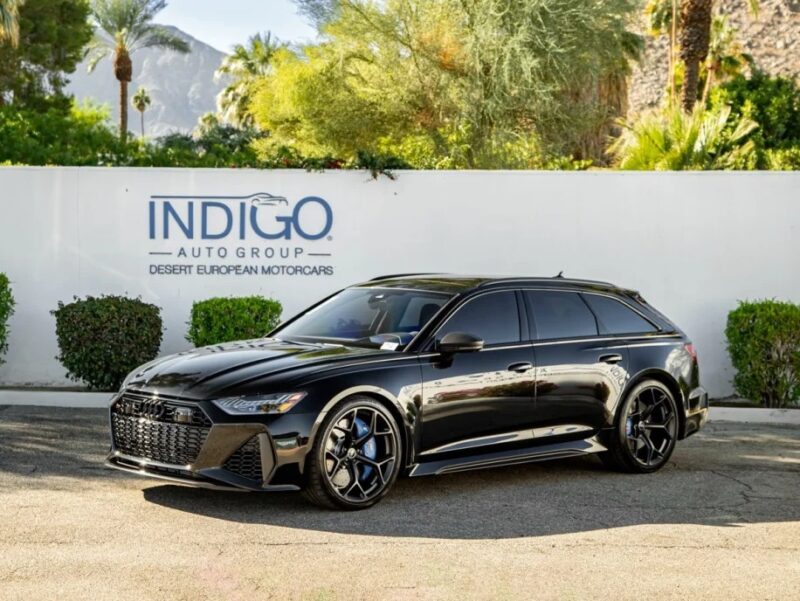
[581,293,658,335]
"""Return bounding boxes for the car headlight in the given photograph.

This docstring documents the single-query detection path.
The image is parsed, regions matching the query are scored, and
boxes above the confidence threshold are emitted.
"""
[212,392,307,415]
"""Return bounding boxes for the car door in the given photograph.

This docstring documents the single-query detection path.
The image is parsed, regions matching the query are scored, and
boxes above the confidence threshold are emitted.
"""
[524,290,630,436]
[418,290,537,455]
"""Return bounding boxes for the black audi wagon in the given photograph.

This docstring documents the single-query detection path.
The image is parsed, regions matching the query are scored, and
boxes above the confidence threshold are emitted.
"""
[107,274,708,509]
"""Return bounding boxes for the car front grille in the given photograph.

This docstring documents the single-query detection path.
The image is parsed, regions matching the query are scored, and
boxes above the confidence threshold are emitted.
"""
[224,436,263,482]
[111,391,211,466]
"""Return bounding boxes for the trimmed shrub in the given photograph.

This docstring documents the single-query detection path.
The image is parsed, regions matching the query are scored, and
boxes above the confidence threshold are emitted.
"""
[52,296,163,391]
[187,296,283,347]
[725,300,800,408]
[0,274,15,366]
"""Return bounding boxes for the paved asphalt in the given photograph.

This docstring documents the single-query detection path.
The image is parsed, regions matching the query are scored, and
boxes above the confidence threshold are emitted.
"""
[0,405,798,601]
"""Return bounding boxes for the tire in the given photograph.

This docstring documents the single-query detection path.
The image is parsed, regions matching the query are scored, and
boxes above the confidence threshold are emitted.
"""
[303,396,403,510]
[601,379,679,474]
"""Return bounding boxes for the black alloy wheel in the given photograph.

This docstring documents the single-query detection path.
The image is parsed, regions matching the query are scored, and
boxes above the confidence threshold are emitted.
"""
[602,380,679,473]
[304,396,402,509]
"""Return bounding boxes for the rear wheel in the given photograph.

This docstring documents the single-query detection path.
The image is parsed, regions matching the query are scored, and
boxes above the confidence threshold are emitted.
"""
[601,380,679,473]
[303,396,402,510]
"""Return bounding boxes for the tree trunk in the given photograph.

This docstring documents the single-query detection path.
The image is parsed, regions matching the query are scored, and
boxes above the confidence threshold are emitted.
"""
[682,59,700,112]
[140,111,145,140]
[679,0,713,112]
[113,45,133,143]
[119,79,128,143]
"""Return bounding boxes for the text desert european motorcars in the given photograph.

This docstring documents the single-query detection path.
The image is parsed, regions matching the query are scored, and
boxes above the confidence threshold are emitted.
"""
[107,275,709,509]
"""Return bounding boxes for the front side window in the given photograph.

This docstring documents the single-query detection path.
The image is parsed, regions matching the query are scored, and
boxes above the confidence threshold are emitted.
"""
[276,287,452,348]
[581,293,658,335]
[526,291,598,340]
[436,291,520,346]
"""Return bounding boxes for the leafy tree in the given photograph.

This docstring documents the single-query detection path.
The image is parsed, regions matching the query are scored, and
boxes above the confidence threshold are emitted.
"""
[0,0,20,46]
[0,101,128,165]
[255,0,641,167]
[131,86,150,138]
[0,0,93,107]
[610,104,758,169]
[87,0,189,142]
[215,31,282,127]
[293,0,339,28]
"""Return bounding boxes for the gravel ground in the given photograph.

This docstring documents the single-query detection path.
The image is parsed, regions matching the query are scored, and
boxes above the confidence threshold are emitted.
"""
[0,405,798,601]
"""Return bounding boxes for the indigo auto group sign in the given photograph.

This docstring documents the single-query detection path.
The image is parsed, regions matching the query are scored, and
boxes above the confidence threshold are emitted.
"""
[147,192,335,277]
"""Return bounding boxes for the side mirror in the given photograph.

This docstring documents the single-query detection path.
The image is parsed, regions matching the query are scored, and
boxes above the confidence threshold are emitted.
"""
[437,332,484,354]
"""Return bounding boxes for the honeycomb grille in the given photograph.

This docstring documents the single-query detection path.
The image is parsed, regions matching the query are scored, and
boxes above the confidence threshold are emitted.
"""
[224,437,263,482]
[111,413,209,466]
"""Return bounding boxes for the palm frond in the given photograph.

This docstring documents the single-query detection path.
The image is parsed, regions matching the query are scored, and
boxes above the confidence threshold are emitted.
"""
[89,0,189,54]
[85,40,111,73]
[135,25,190,52]
[611,105,758,170]
[0,0,21,46]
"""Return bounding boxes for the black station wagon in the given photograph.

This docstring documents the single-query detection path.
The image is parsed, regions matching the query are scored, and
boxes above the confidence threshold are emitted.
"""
[107,274,709,509]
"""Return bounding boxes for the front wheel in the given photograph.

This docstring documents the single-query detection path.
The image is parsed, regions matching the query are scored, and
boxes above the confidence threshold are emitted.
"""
[601,380,679,473]
[303,396,402,510]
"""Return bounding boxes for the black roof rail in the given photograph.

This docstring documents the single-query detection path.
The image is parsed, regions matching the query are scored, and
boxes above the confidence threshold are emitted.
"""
[369,273,438,281]
[476,276,618,289]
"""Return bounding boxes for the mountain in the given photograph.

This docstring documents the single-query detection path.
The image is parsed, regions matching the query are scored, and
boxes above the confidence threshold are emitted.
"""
[67,26,229,137]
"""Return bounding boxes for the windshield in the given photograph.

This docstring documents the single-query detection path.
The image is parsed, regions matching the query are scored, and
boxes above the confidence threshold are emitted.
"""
[275,287,453,349]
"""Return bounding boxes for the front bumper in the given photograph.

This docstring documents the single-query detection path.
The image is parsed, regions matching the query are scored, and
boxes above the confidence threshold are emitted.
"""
[106,390,307,491]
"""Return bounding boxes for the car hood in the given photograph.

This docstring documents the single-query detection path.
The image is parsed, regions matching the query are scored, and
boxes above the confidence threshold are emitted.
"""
[123,338,391,399]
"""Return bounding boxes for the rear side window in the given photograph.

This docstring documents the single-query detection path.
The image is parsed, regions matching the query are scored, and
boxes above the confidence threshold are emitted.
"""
[526,291,598,340]
[582,294,658,335]
[437,291,520,345]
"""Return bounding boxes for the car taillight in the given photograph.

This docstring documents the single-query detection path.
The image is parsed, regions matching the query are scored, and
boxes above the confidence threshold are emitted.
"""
[684,343,698,363]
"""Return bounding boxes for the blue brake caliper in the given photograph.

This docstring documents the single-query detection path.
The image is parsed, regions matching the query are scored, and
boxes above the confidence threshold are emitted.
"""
[354,417,377,480]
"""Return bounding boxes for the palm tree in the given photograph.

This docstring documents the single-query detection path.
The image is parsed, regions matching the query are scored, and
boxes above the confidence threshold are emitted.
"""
[0,0,21,47]
[132,87,151,139]
[679,0,713,112]
[215,31,282,127]
[677,0,760,112]
[87,0,189,142]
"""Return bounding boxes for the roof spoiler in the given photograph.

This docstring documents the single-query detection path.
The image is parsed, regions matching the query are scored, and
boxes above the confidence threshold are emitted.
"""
[369,273,438,281]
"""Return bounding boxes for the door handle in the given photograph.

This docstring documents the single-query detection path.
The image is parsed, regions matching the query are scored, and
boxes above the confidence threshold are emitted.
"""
[599,353,623,364]
[507,362,534,373]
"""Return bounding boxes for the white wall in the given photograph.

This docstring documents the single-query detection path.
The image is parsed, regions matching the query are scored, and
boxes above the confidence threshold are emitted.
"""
[0,167,798,397]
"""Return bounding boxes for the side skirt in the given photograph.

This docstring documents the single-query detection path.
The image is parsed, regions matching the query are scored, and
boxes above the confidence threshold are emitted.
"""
[408,436,607,477]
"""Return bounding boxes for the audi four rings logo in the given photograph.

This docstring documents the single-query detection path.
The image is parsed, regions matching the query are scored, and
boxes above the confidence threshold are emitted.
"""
[121,398,165,420]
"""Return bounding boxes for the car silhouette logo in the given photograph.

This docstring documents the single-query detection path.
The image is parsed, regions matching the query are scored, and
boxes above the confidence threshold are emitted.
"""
[251,192,289,208]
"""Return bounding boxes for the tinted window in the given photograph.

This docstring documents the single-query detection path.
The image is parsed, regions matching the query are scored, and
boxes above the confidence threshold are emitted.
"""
[437,292,520,345]
[397,296,448,331]
[526,291,598,340]
[582,294,658,335]
[278,288,453,345]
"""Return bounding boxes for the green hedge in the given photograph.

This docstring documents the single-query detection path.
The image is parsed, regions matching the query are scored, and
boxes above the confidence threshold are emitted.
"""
[187,296,283,347]
[52,296,163,391]
[0,274,15,366]
[725,300,800,408]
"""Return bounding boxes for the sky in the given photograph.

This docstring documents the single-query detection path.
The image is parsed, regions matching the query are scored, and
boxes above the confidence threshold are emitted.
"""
[154,0,318,53]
